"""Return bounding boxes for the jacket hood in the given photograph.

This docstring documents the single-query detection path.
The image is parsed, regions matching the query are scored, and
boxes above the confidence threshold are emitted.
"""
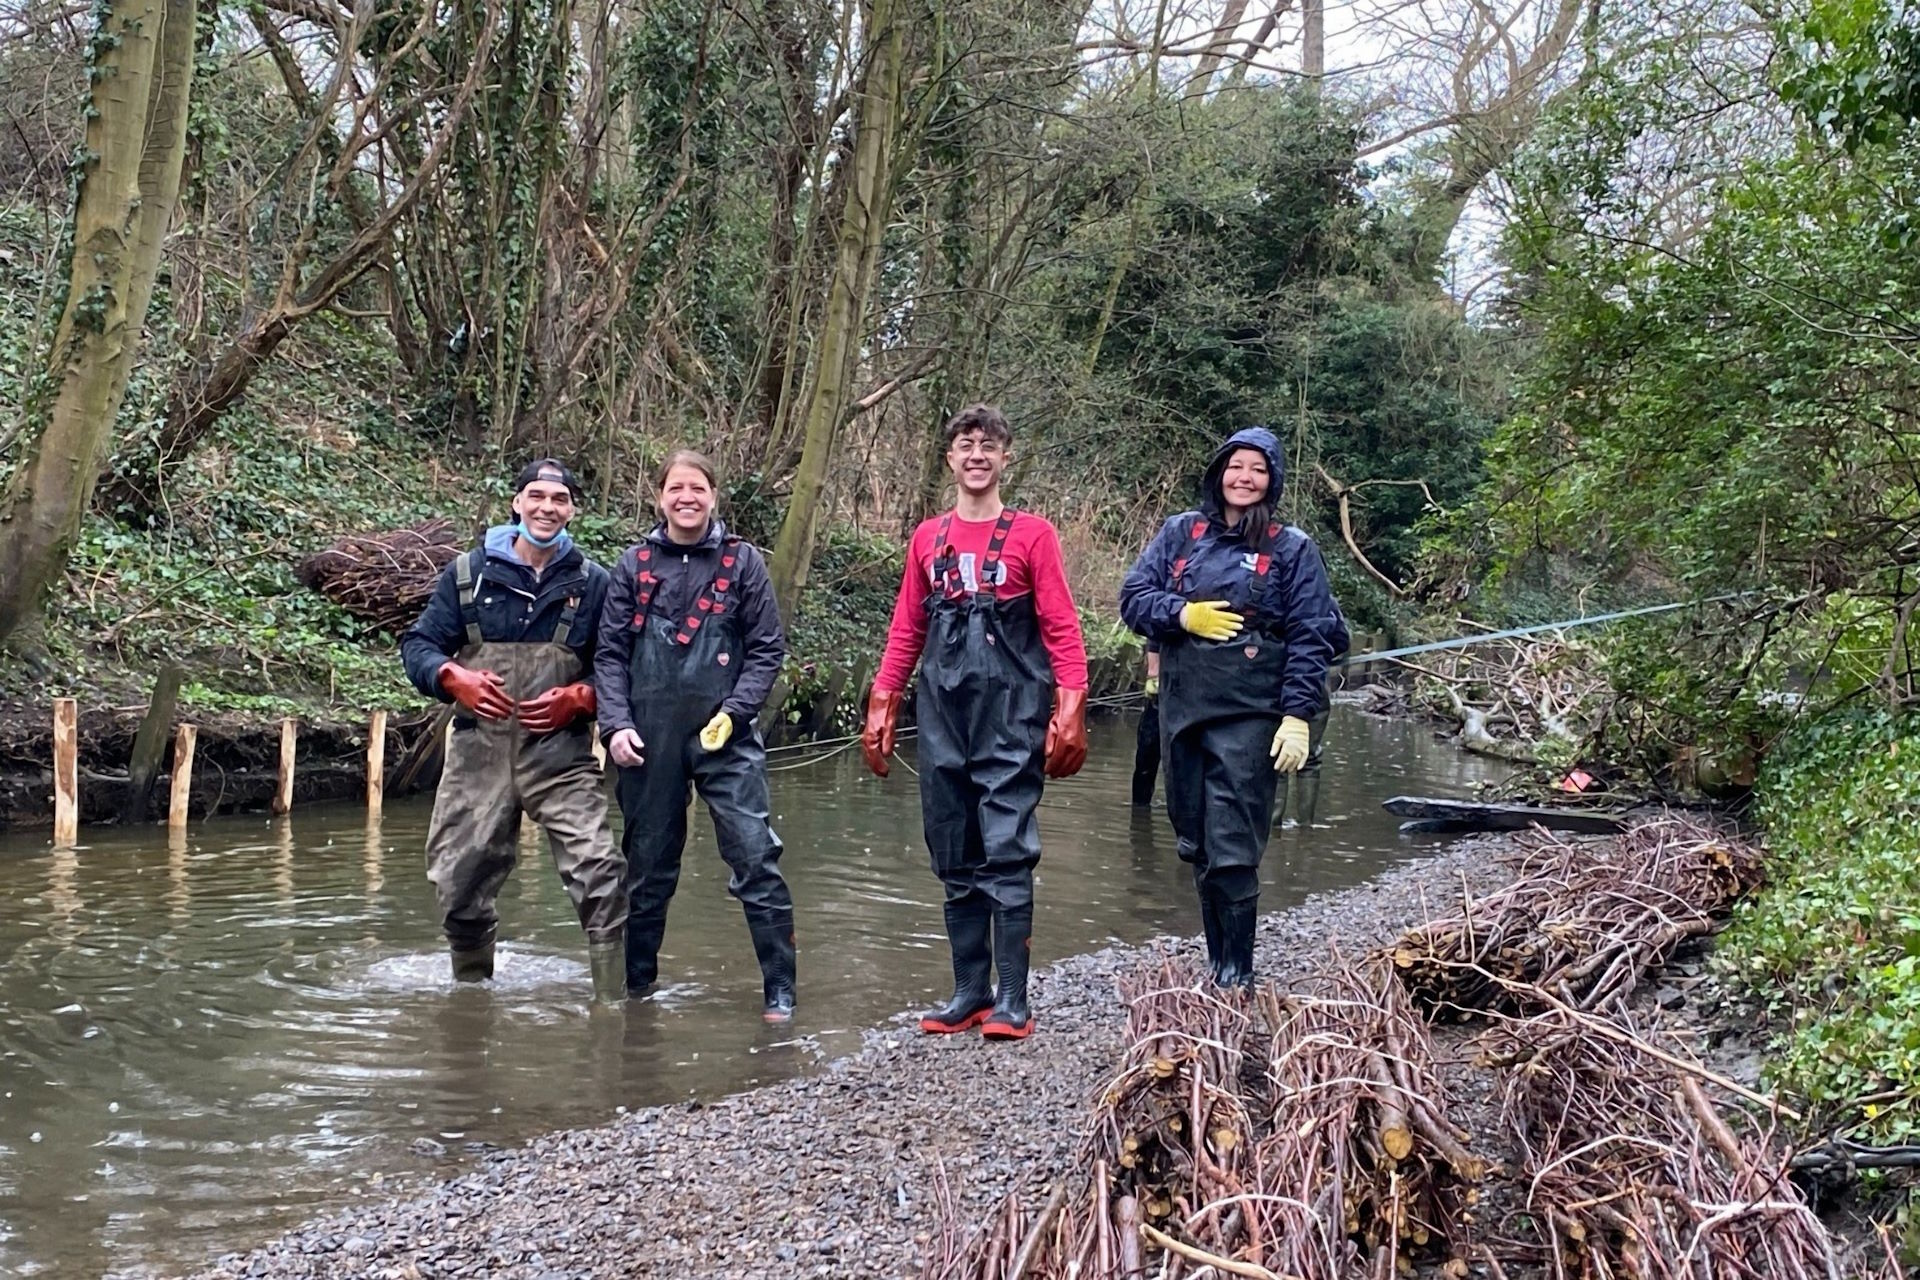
[643,516,730,551]
[1200,426,1284,518]
[484,523,581,571]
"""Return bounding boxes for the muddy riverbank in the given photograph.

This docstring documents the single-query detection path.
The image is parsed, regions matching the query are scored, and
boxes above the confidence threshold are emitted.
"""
[188,840,1533,1280]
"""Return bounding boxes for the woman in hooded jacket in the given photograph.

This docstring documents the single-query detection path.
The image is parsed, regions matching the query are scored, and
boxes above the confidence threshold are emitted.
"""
[1119,427,1349,987]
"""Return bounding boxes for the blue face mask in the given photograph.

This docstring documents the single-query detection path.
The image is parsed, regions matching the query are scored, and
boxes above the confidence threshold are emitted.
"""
[515,520,566,549]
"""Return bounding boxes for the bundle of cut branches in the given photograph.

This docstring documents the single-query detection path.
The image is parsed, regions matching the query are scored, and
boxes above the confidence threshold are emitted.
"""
[921,955,1482,1280]
[1245,954,1481,1280]
[295,518,462,633]
[1491,1006,1891,1280]
[1388,815,1762,1020]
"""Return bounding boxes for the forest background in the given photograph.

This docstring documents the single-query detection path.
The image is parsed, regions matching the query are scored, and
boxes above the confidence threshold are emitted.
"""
[5,0,1920,1151]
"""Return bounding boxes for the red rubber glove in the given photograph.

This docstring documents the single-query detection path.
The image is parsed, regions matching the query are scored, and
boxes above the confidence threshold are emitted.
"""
[862,688,901,777]
[518,682,596,734]
[440,663,513,720]
[1044,687,1089,779]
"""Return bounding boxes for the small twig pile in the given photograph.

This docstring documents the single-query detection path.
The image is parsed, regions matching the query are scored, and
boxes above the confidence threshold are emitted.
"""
[1491,1006,1878,1279]
[1388,815,1762,1020]
[295,518,462,633]
[921,956,1480,1280]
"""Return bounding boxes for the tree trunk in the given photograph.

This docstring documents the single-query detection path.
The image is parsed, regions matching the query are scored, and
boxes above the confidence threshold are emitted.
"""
[1301,0,1324,78]
[765,0,906,621]
[0,0,194,645]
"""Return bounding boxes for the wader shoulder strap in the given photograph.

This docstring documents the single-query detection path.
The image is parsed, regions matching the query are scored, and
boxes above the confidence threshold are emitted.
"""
[552,555,602,649]
[453,548,486,647]
[677,538,742,645]
[1171,518,1280,596]
[933,509,1019,600]
[633,538,743,647]
[552,594,581,648]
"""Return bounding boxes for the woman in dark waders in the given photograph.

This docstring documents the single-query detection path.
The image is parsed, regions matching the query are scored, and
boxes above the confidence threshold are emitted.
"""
[1120,427,1348,987]
[592,451,797,1022]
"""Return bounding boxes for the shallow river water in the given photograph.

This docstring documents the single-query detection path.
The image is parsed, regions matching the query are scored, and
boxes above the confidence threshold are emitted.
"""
[0,708,1500,1278]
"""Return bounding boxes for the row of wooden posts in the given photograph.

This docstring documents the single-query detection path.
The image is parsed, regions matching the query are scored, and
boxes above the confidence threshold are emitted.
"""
[47,700,614,849]
[49,698,391,849]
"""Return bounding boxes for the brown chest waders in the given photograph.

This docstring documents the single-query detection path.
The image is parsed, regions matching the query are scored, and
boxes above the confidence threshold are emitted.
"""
[423,550,627,999]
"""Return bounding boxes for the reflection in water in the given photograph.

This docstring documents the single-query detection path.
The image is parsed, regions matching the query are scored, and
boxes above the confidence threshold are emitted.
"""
[0,709,1499,1278]
[364,813,384,902]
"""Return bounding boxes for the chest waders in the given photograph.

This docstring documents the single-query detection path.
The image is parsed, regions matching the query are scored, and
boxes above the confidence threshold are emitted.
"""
[915,510,1050,1040]
[423,550,628,999]
[615,538,795,1020]
[1158,518,1289,988]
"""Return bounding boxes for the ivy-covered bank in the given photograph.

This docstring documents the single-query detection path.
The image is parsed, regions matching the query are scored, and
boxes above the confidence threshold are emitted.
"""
[1722,710,1920,1145]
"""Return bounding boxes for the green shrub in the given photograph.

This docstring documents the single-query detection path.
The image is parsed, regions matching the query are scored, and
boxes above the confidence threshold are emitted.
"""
[1719,708,1920,1139]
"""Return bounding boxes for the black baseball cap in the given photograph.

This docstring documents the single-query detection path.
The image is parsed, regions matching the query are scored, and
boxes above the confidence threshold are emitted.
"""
[513,458,581,501]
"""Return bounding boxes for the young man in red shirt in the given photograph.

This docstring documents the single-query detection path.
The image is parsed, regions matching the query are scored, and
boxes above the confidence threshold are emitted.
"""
[861,404,1089,1040]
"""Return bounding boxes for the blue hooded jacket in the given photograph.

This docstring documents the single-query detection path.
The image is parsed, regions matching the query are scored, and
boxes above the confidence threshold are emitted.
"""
[1119,427,1349,721]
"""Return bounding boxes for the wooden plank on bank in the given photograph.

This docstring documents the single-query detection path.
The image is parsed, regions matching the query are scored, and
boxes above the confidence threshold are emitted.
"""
[123,665,184,823]
[168,725,197,830]
[53,698,78,847]
[1381,795,1626,836]
[272,717,297,815]
[366,710,388,813]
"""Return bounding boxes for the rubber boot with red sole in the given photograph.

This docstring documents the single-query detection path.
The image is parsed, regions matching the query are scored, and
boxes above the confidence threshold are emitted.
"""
[981,905,1034,1041]
[921,897,996,1033]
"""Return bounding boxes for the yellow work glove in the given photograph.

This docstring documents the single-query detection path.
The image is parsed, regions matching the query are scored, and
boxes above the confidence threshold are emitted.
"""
[1270,716,1311,774]
[699,711,734,752]
[1143,676,1159,700]
[1179,600,1245,643]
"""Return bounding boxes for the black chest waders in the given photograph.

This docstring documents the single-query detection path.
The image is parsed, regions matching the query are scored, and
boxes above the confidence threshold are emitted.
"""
[914,511,1052,1040]
[614,538,795,1020]
[1157,518,1289,988]
[422,550,628,999]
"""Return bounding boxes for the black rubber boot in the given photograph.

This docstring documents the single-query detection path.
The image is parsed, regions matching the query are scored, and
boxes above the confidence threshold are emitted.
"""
[450,936,495,983]
[1213,897,1257,990]
[1193,866,1224,978]
[747,911,798,1023]
[921,897,996,1034]
[625,909,668,996]
[1293,771,1322,828]
[588,929,627,1006]
[982,905,1035,1040]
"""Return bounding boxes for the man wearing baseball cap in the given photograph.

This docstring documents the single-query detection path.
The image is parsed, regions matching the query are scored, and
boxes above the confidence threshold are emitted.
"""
[401,458,628,1002]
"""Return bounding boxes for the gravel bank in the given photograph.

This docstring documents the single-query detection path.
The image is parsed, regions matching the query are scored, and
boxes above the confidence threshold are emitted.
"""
[194,842,1515,1280]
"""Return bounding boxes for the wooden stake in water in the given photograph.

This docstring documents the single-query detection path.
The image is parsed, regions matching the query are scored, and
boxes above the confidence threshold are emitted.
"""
[273,717,297,815]
[366,709,388,814]
[52,697,78,847]
[168,725,197,830]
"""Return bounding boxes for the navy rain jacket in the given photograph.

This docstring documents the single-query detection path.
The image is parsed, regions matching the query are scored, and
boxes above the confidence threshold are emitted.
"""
[1119,426,1350,721]
[592,518,788,733]
[400,525,612,700]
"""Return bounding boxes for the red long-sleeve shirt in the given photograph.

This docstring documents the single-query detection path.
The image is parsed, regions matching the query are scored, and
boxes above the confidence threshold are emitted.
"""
[874,510,1089,693]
